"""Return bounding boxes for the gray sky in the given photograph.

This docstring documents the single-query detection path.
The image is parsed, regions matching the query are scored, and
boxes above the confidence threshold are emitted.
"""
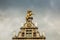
[0,0,60,40]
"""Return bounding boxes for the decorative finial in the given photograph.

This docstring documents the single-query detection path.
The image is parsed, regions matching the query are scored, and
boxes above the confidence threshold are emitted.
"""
[42,32,46,37]
[35,22,37,26]
[26,10,34,22]
[13,31,17,38]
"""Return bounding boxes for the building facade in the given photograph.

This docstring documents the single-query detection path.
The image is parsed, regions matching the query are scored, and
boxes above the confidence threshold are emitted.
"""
[12,10,46,40]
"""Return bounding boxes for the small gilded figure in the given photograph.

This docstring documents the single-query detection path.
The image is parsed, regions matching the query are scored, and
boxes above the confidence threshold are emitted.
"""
[26,10,33,20]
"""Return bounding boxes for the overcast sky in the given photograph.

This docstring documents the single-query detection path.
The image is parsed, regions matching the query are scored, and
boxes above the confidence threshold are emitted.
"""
[0,0,60,40]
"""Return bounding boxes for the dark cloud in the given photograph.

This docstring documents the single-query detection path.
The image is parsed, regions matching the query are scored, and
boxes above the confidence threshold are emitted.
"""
[0,0,53,9]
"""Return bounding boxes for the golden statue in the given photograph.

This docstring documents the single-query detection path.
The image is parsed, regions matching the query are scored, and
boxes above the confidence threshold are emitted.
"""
[26,10,33,20]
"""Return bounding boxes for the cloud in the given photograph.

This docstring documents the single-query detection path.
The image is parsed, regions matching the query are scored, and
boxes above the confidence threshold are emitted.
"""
[0,6,60,40]
[0,0,60,40]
